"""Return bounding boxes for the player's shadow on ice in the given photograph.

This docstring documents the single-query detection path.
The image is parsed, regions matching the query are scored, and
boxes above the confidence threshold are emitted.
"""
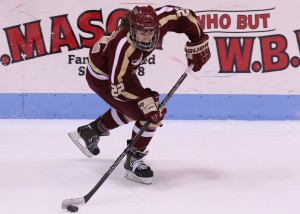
[72,158,223,189]
[153,168,222,187]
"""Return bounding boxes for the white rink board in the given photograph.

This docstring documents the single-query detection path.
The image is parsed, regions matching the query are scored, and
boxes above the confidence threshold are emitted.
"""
[1,0,300,95]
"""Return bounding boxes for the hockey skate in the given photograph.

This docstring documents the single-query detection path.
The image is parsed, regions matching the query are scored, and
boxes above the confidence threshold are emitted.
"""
[124,150,153,184]
[68,116,109,158]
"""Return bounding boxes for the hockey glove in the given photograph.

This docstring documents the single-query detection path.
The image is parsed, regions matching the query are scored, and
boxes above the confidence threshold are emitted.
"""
[185,34,211,72]
[138,88,167,124]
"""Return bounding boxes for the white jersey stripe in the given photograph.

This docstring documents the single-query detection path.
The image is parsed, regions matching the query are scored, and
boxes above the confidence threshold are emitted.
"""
[87,64,109,80]
[111,108,126,126]
[156,6,174,16]
[111,37,127,84]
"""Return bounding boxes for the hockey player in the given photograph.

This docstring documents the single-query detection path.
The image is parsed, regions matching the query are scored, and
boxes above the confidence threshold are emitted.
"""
[72,5,211,184]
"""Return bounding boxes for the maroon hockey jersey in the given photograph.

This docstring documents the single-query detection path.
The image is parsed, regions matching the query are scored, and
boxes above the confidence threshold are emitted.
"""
[87,5,203,102]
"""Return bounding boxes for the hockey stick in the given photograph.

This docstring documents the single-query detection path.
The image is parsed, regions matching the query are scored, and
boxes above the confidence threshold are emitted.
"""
[61,64,193,210]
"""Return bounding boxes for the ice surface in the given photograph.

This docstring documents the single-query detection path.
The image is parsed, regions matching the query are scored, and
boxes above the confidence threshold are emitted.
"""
[1,120,300,214]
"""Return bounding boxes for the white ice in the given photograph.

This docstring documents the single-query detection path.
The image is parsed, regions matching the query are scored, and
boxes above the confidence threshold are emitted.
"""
[1,120,300,214]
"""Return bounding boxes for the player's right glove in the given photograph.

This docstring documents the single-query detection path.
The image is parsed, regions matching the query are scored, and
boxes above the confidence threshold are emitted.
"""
[138,88,167,124]
[185,34,211,72]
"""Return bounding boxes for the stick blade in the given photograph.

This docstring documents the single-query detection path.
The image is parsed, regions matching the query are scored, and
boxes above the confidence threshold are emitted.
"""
[62,197,85,209]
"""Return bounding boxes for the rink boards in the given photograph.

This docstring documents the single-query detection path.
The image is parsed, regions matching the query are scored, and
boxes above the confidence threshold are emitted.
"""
[0,1,300,120]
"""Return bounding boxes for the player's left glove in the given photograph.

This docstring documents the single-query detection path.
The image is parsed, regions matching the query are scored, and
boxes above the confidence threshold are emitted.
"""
[185,34,211,72]
[138,88,167,125]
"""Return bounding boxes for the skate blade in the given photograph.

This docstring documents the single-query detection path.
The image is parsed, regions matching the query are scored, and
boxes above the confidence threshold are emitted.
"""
[68,131,93,158]
[125,170,152,185]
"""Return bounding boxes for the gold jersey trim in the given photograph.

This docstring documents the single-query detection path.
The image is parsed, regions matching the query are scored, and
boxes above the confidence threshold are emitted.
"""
[88,55,108,76]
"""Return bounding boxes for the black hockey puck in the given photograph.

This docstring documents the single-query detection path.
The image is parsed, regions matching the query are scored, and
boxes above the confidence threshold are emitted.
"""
[67,205,78,212]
